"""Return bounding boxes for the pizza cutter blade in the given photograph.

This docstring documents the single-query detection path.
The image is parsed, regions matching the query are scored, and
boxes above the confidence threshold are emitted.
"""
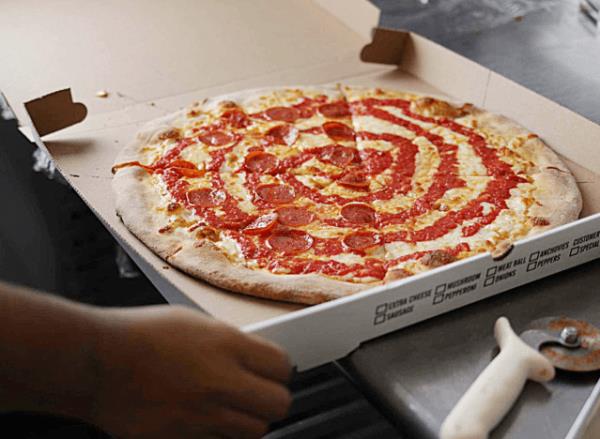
[523,316,600,372]
[440,316,600,439]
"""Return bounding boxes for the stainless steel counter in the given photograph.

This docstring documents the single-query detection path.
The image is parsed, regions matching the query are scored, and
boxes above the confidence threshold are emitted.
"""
[340,1,600,438]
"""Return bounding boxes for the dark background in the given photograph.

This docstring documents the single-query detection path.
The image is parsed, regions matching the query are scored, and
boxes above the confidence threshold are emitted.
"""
[0,111,165,306]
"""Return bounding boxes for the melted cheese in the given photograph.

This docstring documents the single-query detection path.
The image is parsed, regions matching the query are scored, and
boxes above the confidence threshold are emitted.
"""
[133,85,545,285]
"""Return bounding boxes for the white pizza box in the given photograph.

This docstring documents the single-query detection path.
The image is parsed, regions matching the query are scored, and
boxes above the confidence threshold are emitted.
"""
[2,0,600,370]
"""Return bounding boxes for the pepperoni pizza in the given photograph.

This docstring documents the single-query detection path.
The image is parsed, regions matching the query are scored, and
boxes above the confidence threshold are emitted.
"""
[112,85,581,304]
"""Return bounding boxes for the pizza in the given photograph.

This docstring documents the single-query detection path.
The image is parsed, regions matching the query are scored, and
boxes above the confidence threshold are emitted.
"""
[111,85,582,304]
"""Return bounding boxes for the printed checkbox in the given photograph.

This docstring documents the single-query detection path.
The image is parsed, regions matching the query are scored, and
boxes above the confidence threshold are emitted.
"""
[374,314,386,325]
[432,293,445,305]
[484,277,495,287]
[529,251,540,262]
[486,266,497,277]
[435,283,447,294]
[527,262,537,272]
[569,247,580,257]
[375,303,388,315]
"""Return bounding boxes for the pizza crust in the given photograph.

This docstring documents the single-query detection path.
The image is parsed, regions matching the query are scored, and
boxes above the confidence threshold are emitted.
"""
[113,86,583,305]
[466,111,582,235]
[114,167,367,305]
[113,114,194,263]
[113,167,182,260]
[169,243,367,304]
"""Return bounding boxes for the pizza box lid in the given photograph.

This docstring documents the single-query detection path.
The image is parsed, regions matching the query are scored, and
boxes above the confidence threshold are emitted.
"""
[3,0,600,370]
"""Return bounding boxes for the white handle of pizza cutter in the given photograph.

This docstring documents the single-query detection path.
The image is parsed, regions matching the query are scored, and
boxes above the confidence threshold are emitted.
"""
[440,317,556,439]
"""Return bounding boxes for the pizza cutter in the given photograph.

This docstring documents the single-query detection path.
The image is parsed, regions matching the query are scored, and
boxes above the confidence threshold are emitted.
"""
[440,316,600,439]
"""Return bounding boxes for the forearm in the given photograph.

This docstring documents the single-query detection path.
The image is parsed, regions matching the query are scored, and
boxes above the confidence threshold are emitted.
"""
[0,281,293,439]
[0,281,102,421]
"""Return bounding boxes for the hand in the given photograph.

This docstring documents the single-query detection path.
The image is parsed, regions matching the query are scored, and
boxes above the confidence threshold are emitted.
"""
[90,305,292,438]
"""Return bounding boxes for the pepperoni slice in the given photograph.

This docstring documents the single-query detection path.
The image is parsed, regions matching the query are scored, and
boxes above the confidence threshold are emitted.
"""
[243,213,278,235]
[276,206,315,227]
[266,124,299,146]
[198,131,235,146]
[265,106,299,122]
[319,145,355,167]
[219,214,253,230]
[267,229,313,254]
[359,149,393,175]
[167,159,196,169]
[318,102,351,118]
[245,152,279,173]
[172,167,205,178]
[323,122,355,141]
[338,169,369,189]
[343,232,379,250]
[341,203,376,224]
[256,184,296,204]
[167,160,204,178]
[186,188,225,208]
[297,106,315,119]
[221,109,250,128]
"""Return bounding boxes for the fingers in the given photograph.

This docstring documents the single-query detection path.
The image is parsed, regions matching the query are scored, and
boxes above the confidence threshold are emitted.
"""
[230,370,292,421]
[237,334,292,383]
[208,406,270,439]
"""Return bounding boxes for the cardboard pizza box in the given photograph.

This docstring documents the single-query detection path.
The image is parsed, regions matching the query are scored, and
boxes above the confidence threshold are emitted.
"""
[2,0,600,370]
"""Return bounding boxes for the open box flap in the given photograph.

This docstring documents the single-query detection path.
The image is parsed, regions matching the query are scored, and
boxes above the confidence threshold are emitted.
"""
[361,27,409,66]
[24,89,87,137]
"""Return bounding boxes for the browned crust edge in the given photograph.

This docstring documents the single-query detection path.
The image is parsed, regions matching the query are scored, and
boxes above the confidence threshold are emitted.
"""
[467,111,582,235]
[168,243,367,305]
